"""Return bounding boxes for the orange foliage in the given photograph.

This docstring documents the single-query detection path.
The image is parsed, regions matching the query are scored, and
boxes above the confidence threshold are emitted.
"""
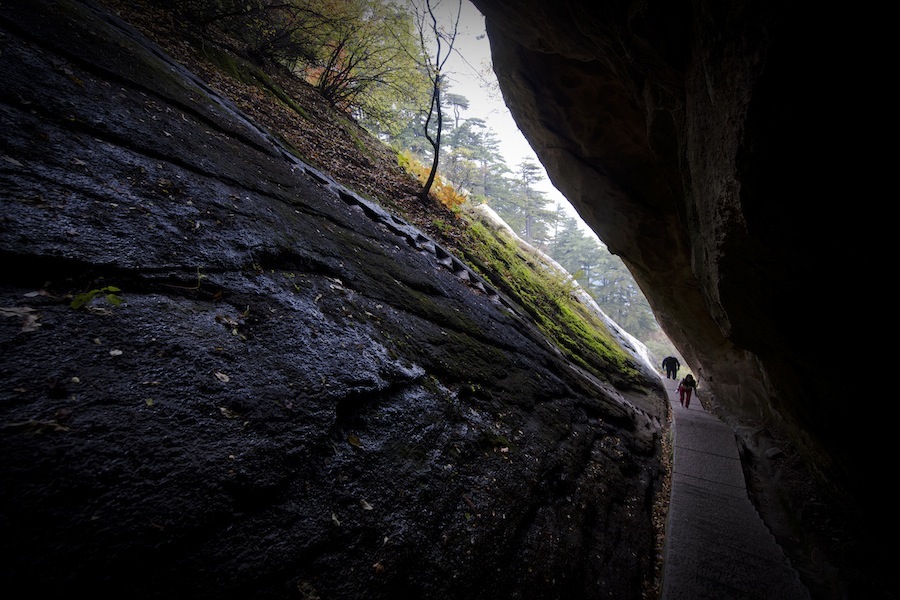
[398,151,467,210]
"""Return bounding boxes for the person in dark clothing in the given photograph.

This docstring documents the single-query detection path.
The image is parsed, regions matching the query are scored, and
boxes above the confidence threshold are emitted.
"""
[662,356,680,380]
[678,374,698,408]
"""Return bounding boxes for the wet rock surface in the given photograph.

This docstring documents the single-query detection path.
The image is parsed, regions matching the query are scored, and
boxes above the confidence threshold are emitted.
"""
[0,2,668,598]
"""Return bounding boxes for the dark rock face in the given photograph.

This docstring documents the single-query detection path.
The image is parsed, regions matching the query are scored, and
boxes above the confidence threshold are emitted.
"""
[470,0,882,580]
[0,1,668,598]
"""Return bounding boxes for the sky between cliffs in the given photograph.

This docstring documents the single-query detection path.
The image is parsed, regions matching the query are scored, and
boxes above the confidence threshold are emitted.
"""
[428,0,599,240]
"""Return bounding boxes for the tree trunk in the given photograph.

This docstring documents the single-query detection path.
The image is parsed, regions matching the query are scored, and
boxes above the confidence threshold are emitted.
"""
[420,82,442,201]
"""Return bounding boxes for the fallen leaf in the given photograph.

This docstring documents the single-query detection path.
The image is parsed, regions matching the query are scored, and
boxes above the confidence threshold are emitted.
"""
[109,349,123,356]
[0,305,41,332]
[360,499,373,511]
[21,313,41,332]
[348,434,362,448]
[331,512,341,526]
[219,407,241,419]
[216,314,239,327]
[214,372,230,382]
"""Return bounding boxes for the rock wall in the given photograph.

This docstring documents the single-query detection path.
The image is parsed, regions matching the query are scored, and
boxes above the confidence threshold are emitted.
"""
[469,0,881,543]
[0,1,669,598]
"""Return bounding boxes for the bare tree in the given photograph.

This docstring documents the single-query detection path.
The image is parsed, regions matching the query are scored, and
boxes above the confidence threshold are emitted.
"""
[311,1,423,113]
[413,0,461,201]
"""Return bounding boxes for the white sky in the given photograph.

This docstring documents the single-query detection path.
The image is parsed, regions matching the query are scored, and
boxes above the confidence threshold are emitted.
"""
[427,0,601,242]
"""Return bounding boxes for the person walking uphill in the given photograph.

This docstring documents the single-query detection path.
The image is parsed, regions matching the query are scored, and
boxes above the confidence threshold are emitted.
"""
[677,374,698,408]
[662,356,680,380]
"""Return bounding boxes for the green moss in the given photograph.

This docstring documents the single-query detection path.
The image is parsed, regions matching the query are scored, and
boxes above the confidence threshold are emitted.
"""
[432,218,451,235]
[454,212,639,385]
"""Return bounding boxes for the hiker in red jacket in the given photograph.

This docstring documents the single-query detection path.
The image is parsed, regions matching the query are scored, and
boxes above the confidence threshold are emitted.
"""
[677,374,697,408]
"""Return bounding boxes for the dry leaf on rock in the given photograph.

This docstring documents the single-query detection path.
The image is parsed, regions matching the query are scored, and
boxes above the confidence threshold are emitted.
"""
[219,407,241,419]
[0,306,41,332]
